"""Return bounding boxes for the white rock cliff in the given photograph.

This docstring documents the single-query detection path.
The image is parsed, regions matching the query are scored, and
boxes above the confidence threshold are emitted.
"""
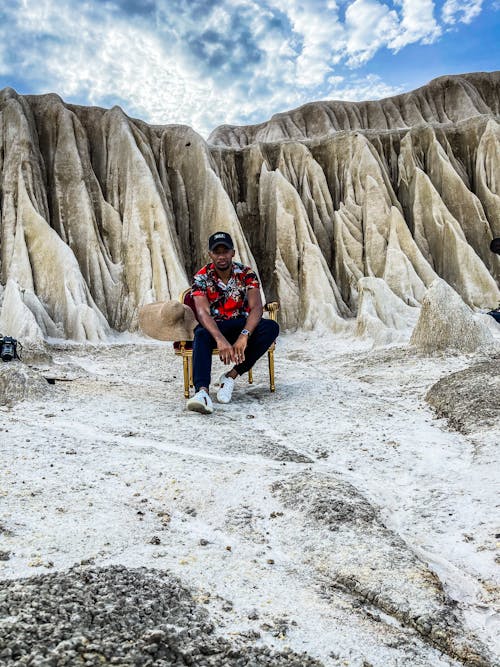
[0,72,499,341]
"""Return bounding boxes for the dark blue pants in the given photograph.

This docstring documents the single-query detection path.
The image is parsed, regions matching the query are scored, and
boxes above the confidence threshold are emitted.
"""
[488,310,500,323]
[193,317,279,391]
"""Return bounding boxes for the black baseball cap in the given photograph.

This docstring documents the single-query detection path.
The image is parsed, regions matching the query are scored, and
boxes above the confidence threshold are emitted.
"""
[209,231,234,251]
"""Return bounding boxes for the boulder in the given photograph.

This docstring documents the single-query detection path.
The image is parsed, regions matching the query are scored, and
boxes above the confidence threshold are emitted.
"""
[410,279,496,353]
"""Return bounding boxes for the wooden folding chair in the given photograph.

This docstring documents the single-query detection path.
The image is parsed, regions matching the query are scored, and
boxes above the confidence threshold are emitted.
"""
[173,288,279,398]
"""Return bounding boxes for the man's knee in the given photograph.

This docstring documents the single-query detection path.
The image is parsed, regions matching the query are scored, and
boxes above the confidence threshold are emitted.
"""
[257,318,279,341]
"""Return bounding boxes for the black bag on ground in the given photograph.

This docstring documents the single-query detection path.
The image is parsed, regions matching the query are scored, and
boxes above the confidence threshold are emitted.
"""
[0,336,22,361]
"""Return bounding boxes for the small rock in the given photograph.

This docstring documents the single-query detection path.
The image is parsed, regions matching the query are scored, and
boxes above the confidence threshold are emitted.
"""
[199,539,209,546]
[267,558,275,565]
[149,536,161,545]
[143,630,166,643]
[79,557,95,565]
[0,551,10,561]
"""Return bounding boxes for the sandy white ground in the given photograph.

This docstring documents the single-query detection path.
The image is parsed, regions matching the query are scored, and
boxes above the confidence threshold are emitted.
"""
[0,331,499,666]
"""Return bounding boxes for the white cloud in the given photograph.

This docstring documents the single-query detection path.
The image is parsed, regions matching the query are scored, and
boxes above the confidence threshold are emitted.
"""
[0,1,231,134]
[0,0,487,137]
[442,0,483,24]
[326,73,405,101]
[344,0,441,64]
[345,0,400,65]
[0,42,8,76]
[390,0,441,49]
[267,0,345,86]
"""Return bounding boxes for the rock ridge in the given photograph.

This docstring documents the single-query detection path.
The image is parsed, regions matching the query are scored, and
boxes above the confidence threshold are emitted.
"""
[209,72,500,146]
[0,73,499,341]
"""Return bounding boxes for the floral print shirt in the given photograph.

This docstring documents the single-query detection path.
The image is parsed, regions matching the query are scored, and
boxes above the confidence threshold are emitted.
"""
[191,262,260,320]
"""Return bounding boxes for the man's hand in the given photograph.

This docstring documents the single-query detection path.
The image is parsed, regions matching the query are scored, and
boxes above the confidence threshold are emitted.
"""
[216,336,235,364]
[194,295,235,364]
[233,334,248,365]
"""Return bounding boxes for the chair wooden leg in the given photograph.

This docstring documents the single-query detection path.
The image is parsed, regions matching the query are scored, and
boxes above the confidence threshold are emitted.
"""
[248,368,253,384]
[268,348,275,392]
[189,356,193,388]
[182,355,190,398]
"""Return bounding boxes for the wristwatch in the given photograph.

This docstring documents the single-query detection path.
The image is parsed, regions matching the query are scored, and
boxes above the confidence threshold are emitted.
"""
[241,328,251,337]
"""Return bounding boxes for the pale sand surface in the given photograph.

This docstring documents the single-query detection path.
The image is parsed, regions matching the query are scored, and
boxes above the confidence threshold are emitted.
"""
[1,332,499,666]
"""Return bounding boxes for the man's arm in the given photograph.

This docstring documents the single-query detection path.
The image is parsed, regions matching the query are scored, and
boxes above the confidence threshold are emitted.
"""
[193,295,236,364]
[232,288,263,360]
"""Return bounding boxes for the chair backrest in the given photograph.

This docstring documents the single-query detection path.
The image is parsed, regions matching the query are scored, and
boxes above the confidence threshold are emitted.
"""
[180,288,198,320]
[265,302,279,321]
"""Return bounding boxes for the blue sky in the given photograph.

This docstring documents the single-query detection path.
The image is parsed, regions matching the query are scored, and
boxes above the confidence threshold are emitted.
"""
[0,0,498,137]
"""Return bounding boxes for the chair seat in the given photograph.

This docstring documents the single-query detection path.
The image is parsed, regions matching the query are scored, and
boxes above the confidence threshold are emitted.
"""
[173,340,193,351]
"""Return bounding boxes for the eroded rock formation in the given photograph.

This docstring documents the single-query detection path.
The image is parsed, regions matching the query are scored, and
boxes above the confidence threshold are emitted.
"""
[410,278,497,353]
[426,357,500,433]
[272,472,494,666]
[0,362,51,406]
[209,72,500,146]
[0,72,499,341]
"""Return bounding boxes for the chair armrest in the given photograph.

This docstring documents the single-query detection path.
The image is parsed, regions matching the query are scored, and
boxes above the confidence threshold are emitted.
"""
[264,301,280,321]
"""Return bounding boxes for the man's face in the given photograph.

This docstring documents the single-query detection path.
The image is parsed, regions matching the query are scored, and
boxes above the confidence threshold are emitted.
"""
[209,244,235,272]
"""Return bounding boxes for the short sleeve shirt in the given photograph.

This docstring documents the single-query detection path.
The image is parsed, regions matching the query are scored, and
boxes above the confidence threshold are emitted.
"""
[191,262,260,320]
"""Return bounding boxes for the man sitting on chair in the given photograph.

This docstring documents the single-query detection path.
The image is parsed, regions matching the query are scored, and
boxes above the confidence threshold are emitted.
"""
[187,232,279,414]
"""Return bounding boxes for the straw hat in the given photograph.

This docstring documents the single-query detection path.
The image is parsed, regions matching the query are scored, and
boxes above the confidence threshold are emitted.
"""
[139,300,198,341]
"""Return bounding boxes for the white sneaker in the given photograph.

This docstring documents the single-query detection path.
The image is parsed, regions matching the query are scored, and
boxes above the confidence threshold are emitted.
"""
[187,389,213,414]
[217,373,235,404]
